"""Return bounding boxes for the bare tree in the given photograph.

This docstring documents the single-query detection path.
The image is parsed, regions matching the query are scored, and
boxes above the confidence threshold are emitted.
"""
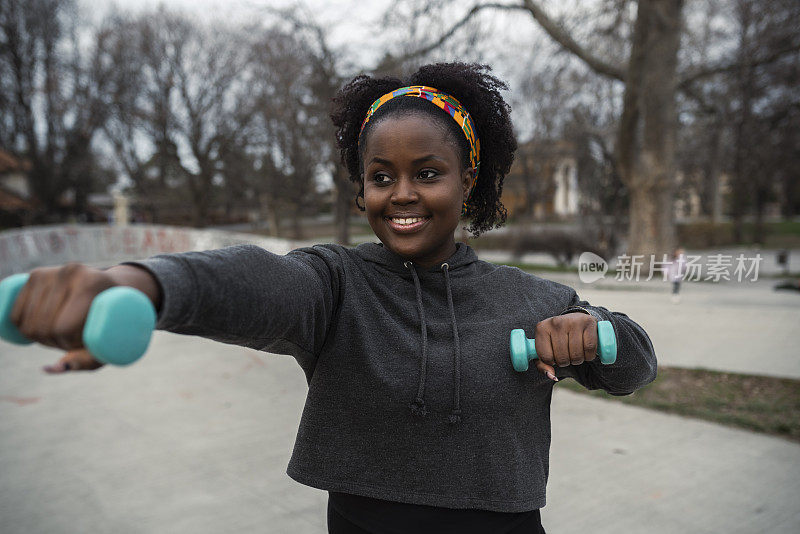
[100,8,255,227]
[293,16,356,246]
[100,12,185,222]
[728,0,799,243]
[0,0,115,221]
[248,27,329,238]
[172,22,254,226]
[677,0,799,242]
[255,7,357,244]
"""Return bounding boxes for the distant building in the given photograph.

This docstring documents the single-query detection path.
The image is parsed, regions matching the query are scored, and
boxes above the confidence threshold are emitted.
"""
[0,149,112,226]
[506,139,741,224]
[0,149,31,197]
[503,139,580,220]
[0,150,35,227]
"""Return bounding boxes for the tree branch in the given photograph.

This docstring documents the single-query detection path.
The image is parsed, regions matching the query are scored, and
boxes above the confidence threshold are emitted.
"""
[520,0,625,81]
[383,1,626,81]
[678,42,800,89]
[679,82,722,117]
[377,3,528,71]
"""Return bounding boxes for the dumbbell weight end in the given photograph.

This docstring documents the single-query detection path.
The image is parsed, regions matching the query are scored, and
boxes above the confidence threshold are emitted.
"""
[0,274,35,345]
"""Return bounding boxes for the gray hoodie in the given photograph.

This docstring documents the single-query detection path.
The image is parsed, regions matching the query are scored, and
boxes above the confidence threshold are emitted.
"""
[133,241,656,513]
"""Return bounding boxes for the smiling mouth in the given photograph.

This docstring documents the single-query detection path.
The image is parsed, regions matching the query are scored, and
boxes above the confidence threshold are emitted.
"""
[385,216,430,232]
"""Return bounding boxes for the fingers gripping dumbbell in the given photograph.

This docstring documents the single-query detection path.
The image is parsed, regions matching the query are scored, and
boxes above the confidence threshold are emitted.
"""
[0,273,156,366]
[509,320,617,372]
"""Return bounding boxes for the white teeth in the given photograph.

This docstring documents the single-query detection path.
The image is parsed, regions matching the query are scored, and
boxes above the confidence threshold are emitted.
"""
[392,217,424,226]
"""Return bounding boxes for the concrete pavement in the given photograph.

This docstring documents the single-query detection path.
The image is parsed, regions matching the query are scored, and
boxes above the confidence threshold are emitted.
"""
[1,277,798,533]
[552,274,800,379]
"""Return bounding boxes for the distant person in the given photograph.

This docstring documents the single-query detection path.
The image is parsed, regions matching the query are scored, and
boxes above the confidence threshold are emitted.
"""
[7,63,657,534]
[668,247,687,303]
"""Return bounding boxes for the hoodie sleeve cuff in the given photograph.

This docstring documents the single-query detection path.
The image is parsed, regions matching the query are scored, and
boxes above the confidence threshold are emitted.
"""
[121,256,199,331]
[560,305,603,322]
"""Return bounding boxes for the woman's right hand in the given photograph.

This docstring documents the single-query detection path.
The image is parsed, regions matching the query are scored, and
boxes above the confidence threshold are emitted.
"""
[9,263,161,354]
[10,263,117,351]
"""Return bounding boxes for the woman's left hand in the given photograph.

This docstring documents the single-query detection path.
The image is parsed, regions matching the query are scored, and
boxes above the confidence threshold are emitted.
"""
[42,349,104,374]
[533,312,598,381]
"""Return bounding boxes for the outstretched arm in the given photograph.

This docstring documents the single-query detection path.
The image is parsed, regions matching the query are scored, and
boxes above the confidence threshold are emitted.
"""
[10,245,341,376]
[127,244,343,364]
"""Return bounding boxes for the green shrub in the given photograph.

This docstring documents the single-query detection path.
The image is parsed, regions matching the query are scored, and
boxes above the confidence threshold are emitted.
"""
[677,222,736,248]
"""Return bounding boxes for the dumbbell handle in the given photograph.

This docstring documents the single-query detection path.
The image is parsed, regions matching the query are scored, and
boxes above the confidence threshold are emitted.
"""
[510,320,617,372]
[0,273,156,366]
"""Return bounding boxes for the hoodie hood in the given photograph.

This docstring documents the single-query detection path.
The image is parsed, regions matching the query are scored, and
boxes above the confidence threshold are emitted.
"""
[354,241,480,275]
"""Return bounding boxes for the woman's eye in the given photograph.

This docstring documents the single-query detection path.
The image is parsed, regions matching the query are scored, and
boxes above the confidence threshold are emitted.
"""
[418,169,438,180]
[372,173,391,184]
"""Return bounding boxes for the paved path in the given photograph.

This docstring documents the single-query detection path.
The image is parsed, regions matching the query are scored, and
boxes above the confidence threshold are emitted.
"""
[479,242,800,379]
[1,326,798,533]
[559,275,800,379]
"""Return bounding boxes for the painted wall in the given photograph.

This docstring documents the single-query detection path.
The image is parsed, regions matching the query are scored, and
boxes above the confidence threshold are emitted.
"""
[0,224,294,278]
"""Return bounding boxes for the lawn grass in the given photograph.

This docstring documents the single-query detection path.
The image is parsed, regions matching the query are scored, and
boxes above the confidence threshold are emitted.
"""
[677,220,800,249]
[767,220,800,235]
[491,261,577,273]
[557,366,800,443]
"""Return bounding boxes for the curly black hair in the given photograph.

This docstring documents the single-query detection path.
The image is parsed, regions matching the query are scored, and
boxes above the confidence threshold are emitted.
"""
[330,62,517,236]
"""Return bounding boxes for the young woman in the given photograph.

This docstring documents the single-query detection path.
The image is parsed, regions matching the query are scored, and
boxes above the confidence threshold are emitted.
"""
[10,63,657,533]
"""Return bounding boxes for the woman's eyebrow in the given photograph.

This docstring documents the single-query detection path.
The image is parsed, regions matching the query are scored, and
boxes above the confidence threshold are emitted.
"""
[367,154,446,167]
[367,156,393,167]
[412,155,446,165]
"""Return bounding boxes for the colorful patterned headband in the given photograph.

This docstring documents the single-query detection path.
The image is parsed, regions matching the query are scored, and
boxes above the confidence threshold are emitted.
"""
[359,85,481,207]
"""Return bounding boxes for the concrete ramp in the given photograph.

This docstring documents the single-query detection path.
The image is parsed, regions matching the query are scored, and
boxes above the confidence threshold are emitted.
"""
[0,224,293,278]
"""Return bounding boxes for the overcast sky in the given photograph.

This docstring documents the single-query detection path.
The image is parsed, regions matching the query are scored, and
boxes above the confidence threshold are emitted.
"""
[80,0,394,68]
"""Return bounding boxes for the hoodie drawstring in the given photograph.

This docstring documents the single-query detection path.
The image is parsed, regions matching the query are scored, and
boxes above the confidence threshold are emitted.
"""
[405,261,428,417]
[404,261,463,425]
[441,263,462,425]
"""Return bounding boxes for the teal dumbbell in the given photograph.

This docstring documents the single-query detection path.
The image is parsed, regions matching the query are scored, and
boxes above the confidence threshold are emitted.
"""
[510,320,617,372]
[0,273,156,366]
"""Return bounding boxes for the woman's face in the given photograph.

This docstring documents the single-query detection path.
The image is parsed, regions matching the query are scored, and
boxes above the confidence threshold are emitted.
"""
[361,114,472,268]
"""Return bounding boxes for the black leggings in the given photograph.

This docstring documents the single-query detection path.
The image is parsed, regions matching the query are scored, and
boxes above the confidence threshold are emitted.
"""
[327,500,546,534]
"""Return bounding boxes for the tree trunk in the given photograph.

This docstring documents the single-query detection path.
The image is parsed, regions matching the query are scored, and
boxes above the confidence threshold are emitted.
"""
[629,182,675,257]
[732,0,755,245]
[29,163,59,222]
[333,166,351,245]
[616,0,682,258]
[731,193,746,243]
[291,202,303,240]
[191,193,210,228]
[521,151,535,217]
[188,172,211,228]
[259,192,281,237]
[753,185,767,245]
[702,123,723,223]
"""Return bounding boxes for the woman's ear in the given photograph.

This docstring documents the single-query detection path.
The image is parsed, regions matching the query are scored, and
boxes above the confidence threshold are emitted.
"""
[355,176,366,211]
[461,167,476,199]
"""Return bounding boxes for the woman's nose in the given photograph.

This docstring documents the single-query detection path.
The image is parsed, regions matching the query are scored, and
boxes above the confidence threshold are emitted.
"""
[391,177,418,204]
